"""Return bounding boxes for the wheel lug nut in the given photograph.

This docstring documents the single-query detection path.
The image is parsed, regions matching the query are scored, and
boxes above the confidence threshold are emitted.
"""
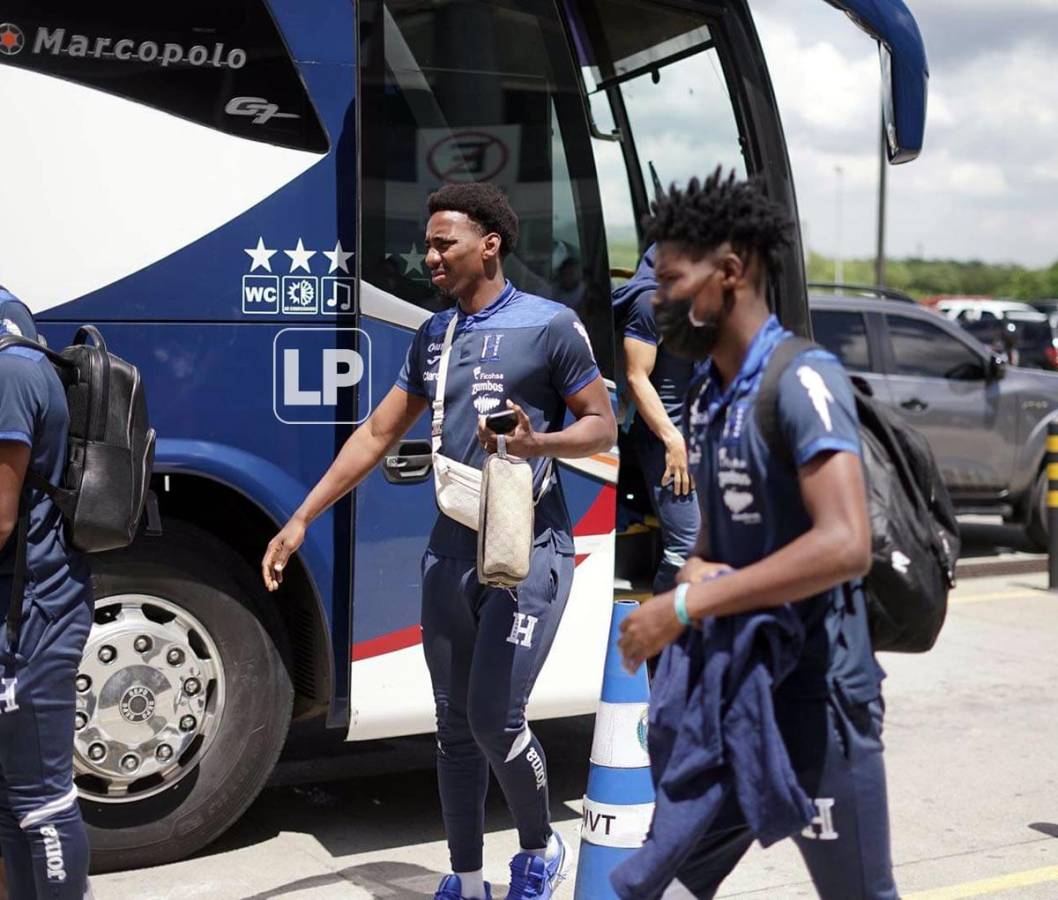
[134,636,152,653]
[156,744,173,762]
[184,678,201,696]
[74,712,88,731]
[180,715,196,732]
[98,645,116,664]
[167,648,185,666]
[120,754,139,772]
[88,743,106,762]
[75,675,91,693]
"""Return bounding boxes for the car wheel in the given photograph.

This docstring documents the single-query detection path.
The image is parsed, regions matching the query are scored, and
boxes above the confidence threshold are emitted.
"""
[79,521,293,872]
[1026,468,1049,552]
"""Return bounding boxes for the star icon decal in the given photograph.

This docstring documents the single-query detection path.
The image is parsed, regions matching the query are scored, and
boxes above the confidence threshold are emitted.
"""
[322,240,353,274]
[284,238,317,273]
[244,237,277,273]
[400,244,427,276]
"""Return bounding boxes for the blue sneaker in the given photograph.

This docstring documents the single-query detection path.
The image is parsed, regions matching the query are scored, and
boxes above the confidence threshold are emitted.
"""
[434,874,493,900]
[504,854,549,900]
[506,833,569,899]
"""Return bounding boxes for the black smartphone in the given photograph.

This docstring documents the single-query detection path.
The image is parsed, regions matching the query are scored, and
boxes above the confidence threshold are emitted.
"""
[484,409,518,435]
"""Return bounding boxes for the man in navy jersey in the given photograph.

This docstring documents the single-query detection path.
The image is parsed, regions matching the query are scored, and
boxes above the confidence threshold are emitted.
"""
[0,291,95,899]
[263,183,616,900]
[614,246,700,593]
[617,172,896,899]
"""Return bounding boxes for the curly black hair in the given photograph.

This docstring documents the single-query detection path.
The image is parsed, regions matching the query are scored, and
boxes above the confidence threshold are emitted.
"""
[427,182,519,256]
[645,167,794,283]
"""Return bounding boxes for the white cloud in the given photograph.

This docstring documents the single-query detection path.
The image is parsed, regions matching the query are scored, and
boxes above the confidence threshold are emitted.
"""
[751,2,1058,267]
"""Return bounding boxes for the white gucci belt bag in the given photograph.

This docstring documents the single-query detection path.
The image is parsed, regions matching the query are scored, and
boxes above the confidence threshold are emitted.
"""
[430,315,547,586]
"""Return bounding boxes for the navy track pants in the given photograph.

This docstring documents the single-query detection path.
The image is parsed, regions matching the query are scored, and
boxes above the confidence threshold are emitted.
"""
[630,429,700,594]
[671,695,897,900]
[421,537,573,873]
[0,596,92,899]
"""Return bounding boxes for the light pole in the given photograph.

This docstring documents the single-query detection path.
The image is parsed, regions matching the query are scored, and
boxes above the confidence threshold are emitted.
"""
[834,164,845,285]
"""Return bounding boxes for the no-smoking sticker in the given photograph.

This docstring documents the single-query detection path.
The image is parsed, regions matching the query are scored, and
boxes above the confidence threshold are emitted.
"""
[418,126,521,185]
[428,131,509,181]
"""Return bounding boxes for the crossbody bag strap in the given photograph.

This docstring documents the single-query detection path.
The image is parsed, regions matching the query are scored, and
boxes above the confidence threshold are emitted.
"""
[430,312,554,501]
[431,314,461,455]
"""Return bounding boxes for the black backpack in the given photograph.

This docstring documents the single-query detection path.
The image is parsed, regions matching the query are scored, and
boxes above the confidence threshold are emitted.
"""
[0,325,156,639]
[756,337,959,653]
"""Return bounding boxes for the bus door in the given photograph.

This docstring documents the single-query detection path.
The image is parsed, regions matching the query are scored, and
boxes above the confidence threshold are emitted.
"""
[349,0,619,740]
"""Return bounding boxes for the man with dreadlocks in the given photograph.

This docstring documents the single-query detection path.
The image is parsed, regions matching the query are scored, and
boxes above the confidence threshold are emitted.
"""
[614,170,896,899]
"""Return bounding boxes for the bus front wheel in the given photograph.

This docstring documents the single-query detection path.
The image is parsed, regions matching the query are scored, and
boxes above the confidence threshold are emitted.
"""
[79,521,293,872]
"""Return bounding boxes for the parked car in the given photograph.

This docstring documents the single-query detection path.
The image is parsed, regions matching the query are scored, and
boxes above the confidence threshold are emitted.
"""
[959,311,1058,371]
[1029,299,1058,316]
[931,297,1058,371]
[934,297,1038,322]
[810,291,1058,549]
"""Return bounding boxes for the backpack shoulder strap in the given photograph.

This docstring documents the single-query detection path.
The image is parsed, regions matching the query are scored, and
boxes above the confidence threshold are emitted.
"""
[6,495,30,647]
[24,469,77,519]
[755,335,821,463]
[0,334,74,372]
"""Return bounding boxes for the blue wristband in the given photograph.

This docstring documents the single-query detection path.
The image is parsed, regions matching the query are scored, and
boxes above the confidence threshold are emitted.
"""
[673,582,692,627]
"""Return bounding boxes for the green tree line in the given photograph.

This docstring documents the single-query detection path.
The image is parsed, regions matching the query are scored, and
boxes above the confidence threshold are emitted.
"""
[807,253,1058,301]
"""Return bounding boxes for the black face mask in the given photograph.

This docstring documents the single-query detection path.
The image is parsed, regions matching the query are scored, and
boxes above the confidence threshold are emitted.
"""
[654,297,720,361]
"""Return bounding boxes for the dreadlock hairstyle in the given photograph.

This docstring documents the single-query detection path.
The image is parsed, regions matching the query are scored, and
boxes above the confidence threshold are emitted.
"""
[644,167,794,284]
[427,181,519,257]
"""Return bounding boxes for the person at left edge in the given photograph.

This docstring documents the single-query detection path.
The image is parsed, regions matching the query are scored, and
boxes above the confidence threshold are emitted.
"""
[262,183,617,900]
[0,290,95,899]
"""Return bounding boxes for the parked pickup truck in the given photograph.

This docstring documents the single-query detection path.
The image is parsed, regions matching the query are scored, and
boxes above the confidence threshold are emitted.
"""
[810,289,1058,550]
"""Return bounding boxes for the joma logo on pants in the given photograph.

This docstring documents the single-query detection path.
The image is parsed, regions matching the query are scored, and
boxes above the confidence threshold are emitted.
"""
[526,747,546,791]
[801,798,839,841]
[0,677,18,714]
[40,825,67,882]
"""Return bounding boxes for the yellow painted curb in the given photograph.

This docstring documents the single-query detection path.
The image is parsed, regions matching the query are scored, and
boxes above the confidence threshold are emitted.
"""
[905,863,1058,899]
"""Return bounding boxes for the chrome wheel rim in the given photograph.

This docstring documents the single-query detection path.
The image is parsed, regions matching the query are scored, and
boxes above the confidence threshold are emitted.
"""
[74,595,225,803]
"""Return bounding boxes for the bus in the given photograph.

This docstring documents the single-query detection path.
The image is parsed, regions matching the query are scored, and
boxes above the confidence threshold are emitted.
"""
[0,0,927,871]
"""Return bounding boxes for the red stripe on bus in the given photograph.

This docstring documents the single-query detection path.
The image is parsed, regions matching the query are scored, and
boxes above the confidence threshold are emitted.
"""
[572,484,616,537]
[351,624,422,661]
[349,552,596,661]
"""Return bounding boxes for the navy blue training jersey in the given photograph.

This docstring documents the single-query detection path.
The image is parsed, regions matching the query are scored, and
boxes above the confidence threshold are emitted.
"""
[0,292,92,621]
[613,245,696,432]
[686,315,882,703]
[398,281,601,559]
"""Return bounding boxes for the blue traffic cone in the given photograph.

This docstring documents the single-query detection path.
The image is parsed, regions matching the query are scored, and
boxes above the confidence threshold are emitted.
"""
[573,601,654,899]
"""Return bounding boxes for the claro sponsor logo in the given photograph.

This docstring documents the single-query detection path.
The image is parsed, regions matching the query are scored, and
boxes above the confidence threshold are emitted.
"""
[28,26,247,69]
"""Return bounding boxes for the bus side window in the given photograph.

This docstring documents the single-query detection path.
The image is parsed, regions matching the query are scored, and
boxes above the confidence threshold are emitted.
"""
[359,0,616,378]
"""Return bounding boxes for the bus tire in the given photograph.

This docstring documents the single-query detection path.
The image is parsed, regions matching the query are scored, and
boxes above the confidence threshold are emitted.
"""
[80,520,293,873]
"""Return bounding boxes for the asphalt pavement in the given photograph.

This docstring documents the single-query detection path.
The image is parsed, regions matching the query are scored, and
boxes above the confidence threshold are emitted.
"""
[95,534,1058,899]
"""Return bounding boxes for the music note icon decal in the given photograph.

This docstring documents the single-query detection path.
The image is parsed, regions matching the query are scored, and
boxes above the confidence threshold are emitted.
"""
[321,278,356,315]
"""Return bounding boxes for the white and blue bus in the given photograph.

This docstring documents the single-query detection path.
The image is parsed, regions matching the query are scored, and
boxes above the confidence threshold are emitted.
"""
[0,0,927,870]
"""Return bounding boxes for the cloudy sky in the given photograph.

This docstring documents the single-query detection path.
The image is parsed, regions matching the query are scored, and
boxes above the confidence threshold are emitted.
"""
[749,0,1058,267]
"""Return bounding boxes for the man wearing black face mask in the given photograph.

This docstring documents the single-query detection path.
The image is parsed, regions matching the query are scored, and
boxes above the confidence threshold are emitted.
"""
[614,171,896,899]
